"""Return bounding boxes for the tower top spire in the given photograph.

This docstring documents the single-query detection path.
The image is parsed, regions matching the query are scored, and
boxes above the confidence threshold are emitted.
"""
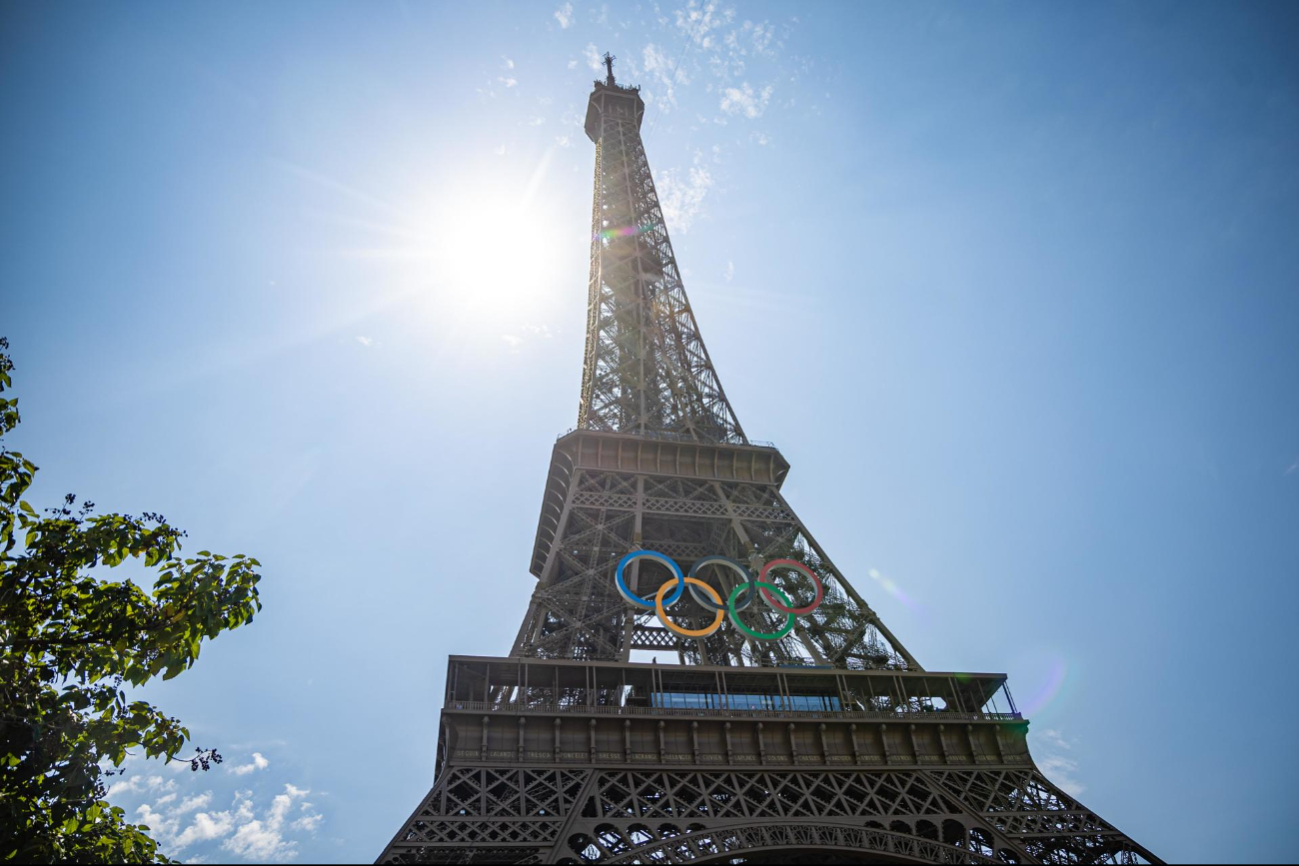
[602,51,616,86]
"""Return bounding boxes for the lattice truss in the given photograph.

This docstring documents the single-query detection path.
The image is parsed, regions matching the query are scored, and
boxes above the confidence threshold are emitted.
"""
[379,765,1156,864]
[577,96,743,445]
[511,469,920,671]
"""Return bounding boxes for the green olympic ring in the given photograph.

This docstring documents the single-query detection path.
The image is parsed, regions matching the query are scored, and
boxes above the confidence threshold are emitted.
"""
[728,580,796,641]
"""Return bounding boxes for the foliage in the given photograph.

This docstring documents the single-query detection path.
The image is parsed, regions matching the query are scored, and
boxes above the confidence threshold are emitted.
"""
[0,338,263,863]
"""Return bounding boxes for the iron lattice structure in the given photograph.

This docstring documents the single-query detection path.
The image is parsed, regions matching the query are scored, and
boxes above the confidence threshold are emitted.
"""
[379,59,1159,865]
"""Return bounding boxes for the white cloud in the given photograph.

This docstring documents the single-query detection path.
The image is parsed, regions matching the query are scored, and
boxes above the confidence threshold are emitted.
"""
[526,116,546,126]
[640,43,690,112]
[584,43,603,72]
[725,261,734,282]
[137,802,180,842]
[675,0,735,51]
[221,784,312,862]
[286,792,324,833]
[743,19,777,56]
[669,3,794,94]
[567,59,578,70]
[175,809,235,849]
[493,144,507,156]
[228,752,269,776]
[1040,729,1072,752]
[232,791,256,823]
[1037,729,1087,797]
[720,82,773,118]
[555,135,572,148]
[355,336,373,347]
[502,56,514,70]
[502,325,554,353]
[108,774,176,798]
[497,76,518,88]
[174,792,213,815]
[554,1,574,29]
[656,162,714,234]
[224,819,287,860]
[1039,754,1086,798]
[107,752,324,863]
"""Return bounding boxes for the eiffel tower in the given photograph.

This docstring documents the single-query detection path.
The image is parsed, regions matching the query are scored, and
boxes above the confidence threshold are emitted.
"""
[379,55,1159,865]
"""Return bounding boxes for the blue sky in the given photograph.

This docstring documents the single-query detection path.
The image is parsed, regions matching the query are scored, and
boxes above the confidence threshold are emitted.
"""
[3,1,1297,862]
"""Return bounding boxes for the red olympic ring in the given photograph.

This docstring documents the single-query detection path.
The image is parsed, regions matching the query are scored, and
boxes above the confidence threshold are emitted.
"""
[758,559,824,615]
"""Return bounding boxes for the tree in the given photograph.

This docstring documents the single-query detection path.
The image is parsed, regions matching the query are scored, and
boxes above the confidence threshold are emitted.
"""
[0,338,263,863]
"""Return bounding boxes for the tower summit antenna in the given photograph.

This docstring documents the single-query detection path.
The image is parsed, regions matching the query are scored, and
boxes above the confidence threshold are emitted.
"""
[602,51,616,86]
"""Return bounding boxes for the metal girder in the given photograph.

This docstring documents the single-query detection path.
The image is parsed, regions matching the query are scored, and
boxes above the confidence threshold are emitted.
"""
[378,754,1159,865]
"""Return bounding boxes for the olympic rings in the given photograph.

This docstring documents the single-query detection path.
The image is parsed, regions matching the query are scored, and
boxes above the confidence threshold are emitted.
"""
[617,550,826,640]
[656,578,725,637]
[728,580,795,641]
[616,550,684,609]
[758,559,824,615]
[687,555,756,612]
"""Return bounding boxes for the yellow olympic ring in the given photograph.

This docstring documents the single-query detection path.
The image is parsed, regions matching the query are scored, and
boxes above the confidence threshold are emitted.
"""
[655,577,725,637]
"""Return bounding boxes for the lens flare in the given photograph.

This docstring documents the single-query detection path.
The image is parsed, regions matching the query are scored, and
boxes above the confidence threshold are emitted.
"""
[594,223,656,241]
[868,567,918,611]
[1017,656,1068,718]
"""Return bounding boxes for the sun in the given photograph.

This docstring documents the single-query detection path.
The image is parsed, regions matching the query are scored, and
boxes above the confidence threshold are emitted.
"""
[413,151,571,328]
[431,192,563,309]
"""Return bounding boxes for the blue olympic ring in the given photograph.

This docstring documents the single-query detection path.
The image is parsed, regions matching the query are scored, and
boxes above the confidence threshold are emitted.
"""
[615,550,685,609]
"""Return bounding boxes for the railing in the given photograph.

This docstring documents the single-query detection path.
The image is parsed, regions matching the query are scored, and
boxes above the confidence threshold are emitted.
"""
[594,79,641,93]
[443,699,1021,724]
[555,425,777,449]
[748,655,912,672]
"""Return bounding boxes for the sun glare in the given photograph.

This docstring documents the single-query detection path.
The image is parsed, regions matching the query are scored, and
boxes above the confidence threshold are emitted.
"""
[413,150,570,329]
[289,148,574,352]
[431,192,563,309]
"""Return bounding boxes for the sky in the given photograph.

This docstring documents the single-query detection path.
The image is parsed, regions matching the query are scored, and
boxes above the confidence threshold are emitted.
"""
[2,0,1297,862]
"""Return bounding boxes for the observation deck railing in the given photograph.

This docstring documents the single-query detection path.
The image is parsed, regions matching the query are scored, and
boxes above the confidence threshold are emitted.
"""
[593,79,641,93]
[444,699,1021,725]
[556,425,777,449]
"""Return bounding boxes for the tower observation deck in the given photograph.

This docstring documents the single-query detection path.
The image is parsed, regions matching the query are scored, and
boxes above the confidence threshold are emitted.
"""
[378,55,1159,865]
